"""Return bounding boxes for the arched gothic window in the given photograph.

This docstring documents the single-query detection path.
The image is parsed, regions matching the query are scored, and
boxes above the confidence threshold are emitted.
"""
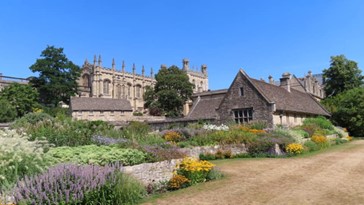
[136,85,142,98]
[103,79,111,95]
[82,74,90,87]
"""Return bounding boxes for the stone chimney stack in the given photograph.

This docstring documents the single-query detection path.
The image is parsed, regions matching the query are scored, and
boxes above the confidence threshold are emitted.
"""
[182,58,189,71]
[268,75,274,84]
[280,72,292,92]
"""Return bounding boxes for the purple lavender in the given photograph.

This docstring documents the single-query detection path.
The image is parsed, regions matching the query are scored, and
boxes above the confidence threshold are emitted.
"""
[12,163,122,204]
[92,135,129,145]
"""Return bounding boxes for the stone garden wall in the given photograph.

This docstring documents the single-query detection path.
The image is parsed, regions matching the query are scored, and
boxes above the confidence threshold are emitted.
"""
[123,159,182,185]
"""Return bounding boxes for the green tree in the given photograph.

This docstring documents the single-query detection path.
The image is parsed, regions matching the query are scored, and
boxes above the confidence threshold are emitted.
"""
[322,87,364,137]
[0,98,17,122]
[0,83,39,117]
[29,45,81,106]
[144,66,194,117]
[323,55,363,97]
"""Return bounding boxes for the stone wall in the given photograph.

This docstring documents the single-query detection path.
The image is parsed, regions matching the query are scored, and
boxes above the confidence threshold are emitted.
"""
[123,159,182,185]
[180,144,248,158]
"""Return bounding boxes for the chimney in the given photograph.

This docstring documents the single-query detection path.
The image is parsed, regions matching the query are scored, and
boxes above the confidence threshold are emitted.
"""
[182,58,189,71]
[268,75,274,84]
[280,72,291,92]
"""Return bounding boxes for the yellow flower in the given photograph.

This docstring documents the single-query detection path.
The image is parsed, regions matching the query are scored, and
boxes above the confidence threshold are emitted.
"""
[286,143,304,155]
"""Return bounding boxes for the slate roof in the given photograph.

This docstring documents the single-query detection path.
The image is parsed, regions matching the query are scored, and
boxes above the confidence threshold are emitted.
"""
[187,90,227,119]
[187,70,330,119]
[249,77,330,116]
[70,97,133,111]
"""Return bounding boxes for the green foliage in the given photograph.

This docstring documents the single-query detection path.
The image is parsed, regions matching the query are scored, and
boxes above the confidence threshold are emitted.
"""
[0,98,17,123]
[133,111,143,116]
[0,83,39,117]
[323,88,364,137]
[303,116,334,131]
[13,114,113,147]
[199,153,216,160]
[0,129,51,192]
[29,45,81,107]
[144,65,194,117]
[304,140,320,152]
[83,172,146,205]
[323,55,363,97]
[248,120,268,130]
[45,145,147,166]
[206,168,224,181]
[12,112,54,127]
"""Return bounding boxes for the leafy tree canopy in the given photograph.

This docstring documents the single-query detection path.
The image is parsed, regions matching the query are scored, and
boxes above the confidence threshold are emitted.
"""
[322,87,364,137]
[29,45,81,106]
[144,66,194,117]
[0,98,17,122]
[0,83,39,117]
[323,55,363,97]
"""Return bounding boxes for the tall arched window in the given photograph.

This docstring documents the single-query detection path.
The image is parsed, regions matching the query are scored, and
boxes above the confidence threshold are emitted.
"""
[82,74,90,87]
[136,85,142,98]
[103,79,111,95]
[127,83,132,98]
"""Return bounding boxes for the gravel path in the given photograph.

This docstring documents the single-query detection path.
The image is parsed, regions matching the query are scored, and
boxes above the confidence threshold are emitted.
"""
[144,140,364,205]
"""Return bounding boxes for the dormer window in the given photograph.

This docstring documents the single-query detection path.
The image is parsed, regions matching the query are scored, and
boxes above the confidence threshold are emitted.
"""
[239,87,244,96]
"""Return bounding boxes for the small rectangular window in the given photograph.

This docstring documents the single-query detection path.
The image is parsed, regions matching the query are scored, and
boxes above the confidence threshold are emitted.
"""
[239,87,244,96]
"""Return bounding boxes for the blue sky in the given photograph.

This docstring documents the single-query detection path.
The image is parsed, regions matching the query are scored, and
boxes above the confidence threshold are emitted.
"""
[1,0,363,90]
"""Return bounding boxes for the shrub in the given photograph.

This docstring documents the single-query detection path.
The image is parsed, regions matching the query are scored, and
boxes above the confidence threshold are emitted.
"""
[167,174,190,190]
[304,140,319,152]
[303,116,334,130]
[142,145,186,162]
[133,111,143,116]
[13,115,114,147]
[0,129,51,192]
[163,131,183,142]
[247,132,295,156]
[248,120,268,130]
[45,145,147,166]
[92,135,129,145]
[177,157,215,185]
[300,123,321,138]
[311,135,327,144]
[12,163,145,205]
[286,143,304,155]
[199,153,216,160]
[0,99,17,123]
[202,124,229,131]
[12,112,54,127]
[206,168,224,180]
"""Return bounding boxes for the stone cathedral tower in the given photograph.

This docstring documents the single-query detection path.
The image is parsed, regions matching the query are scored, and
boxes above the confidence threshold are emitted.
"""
[78,56,208,114]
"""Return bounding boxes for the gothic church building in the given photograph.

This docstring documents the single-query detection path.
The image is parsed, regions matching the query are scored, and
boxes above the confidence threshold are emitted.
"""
[78,56,208,113]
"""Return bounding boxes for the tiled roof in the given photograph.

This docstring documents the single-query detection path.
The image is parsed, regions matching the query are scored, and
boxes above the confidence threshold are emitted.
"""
[249,78,330,116]
[187,91,226,119]
[70,97,132,111]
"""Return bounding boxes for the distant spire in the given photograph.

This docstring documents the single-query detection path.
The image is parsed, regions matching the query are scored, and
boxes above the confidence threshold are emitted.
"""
[132,63,136,74]
[122,60,125,73]
[98,55,102,67]
[84,58,89,65]
[142,65,145,76]
[93,55,97,66]
[112,58,115,70]
[151,68,154,78]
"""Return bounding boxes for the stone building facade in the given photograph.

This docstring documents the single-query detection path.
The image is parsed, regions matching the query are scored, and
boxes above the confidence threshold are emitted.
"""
[78,56,208,113]
[0,74,28,91]
[268,71,325,101]
[188,70,330,127]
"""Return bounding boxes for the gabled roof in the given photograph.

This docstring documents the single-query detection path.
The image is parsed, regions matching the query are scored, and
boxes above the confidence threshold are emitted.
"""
[70,97,133,111]
[187,90,227,119]
[248,77,330,116]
